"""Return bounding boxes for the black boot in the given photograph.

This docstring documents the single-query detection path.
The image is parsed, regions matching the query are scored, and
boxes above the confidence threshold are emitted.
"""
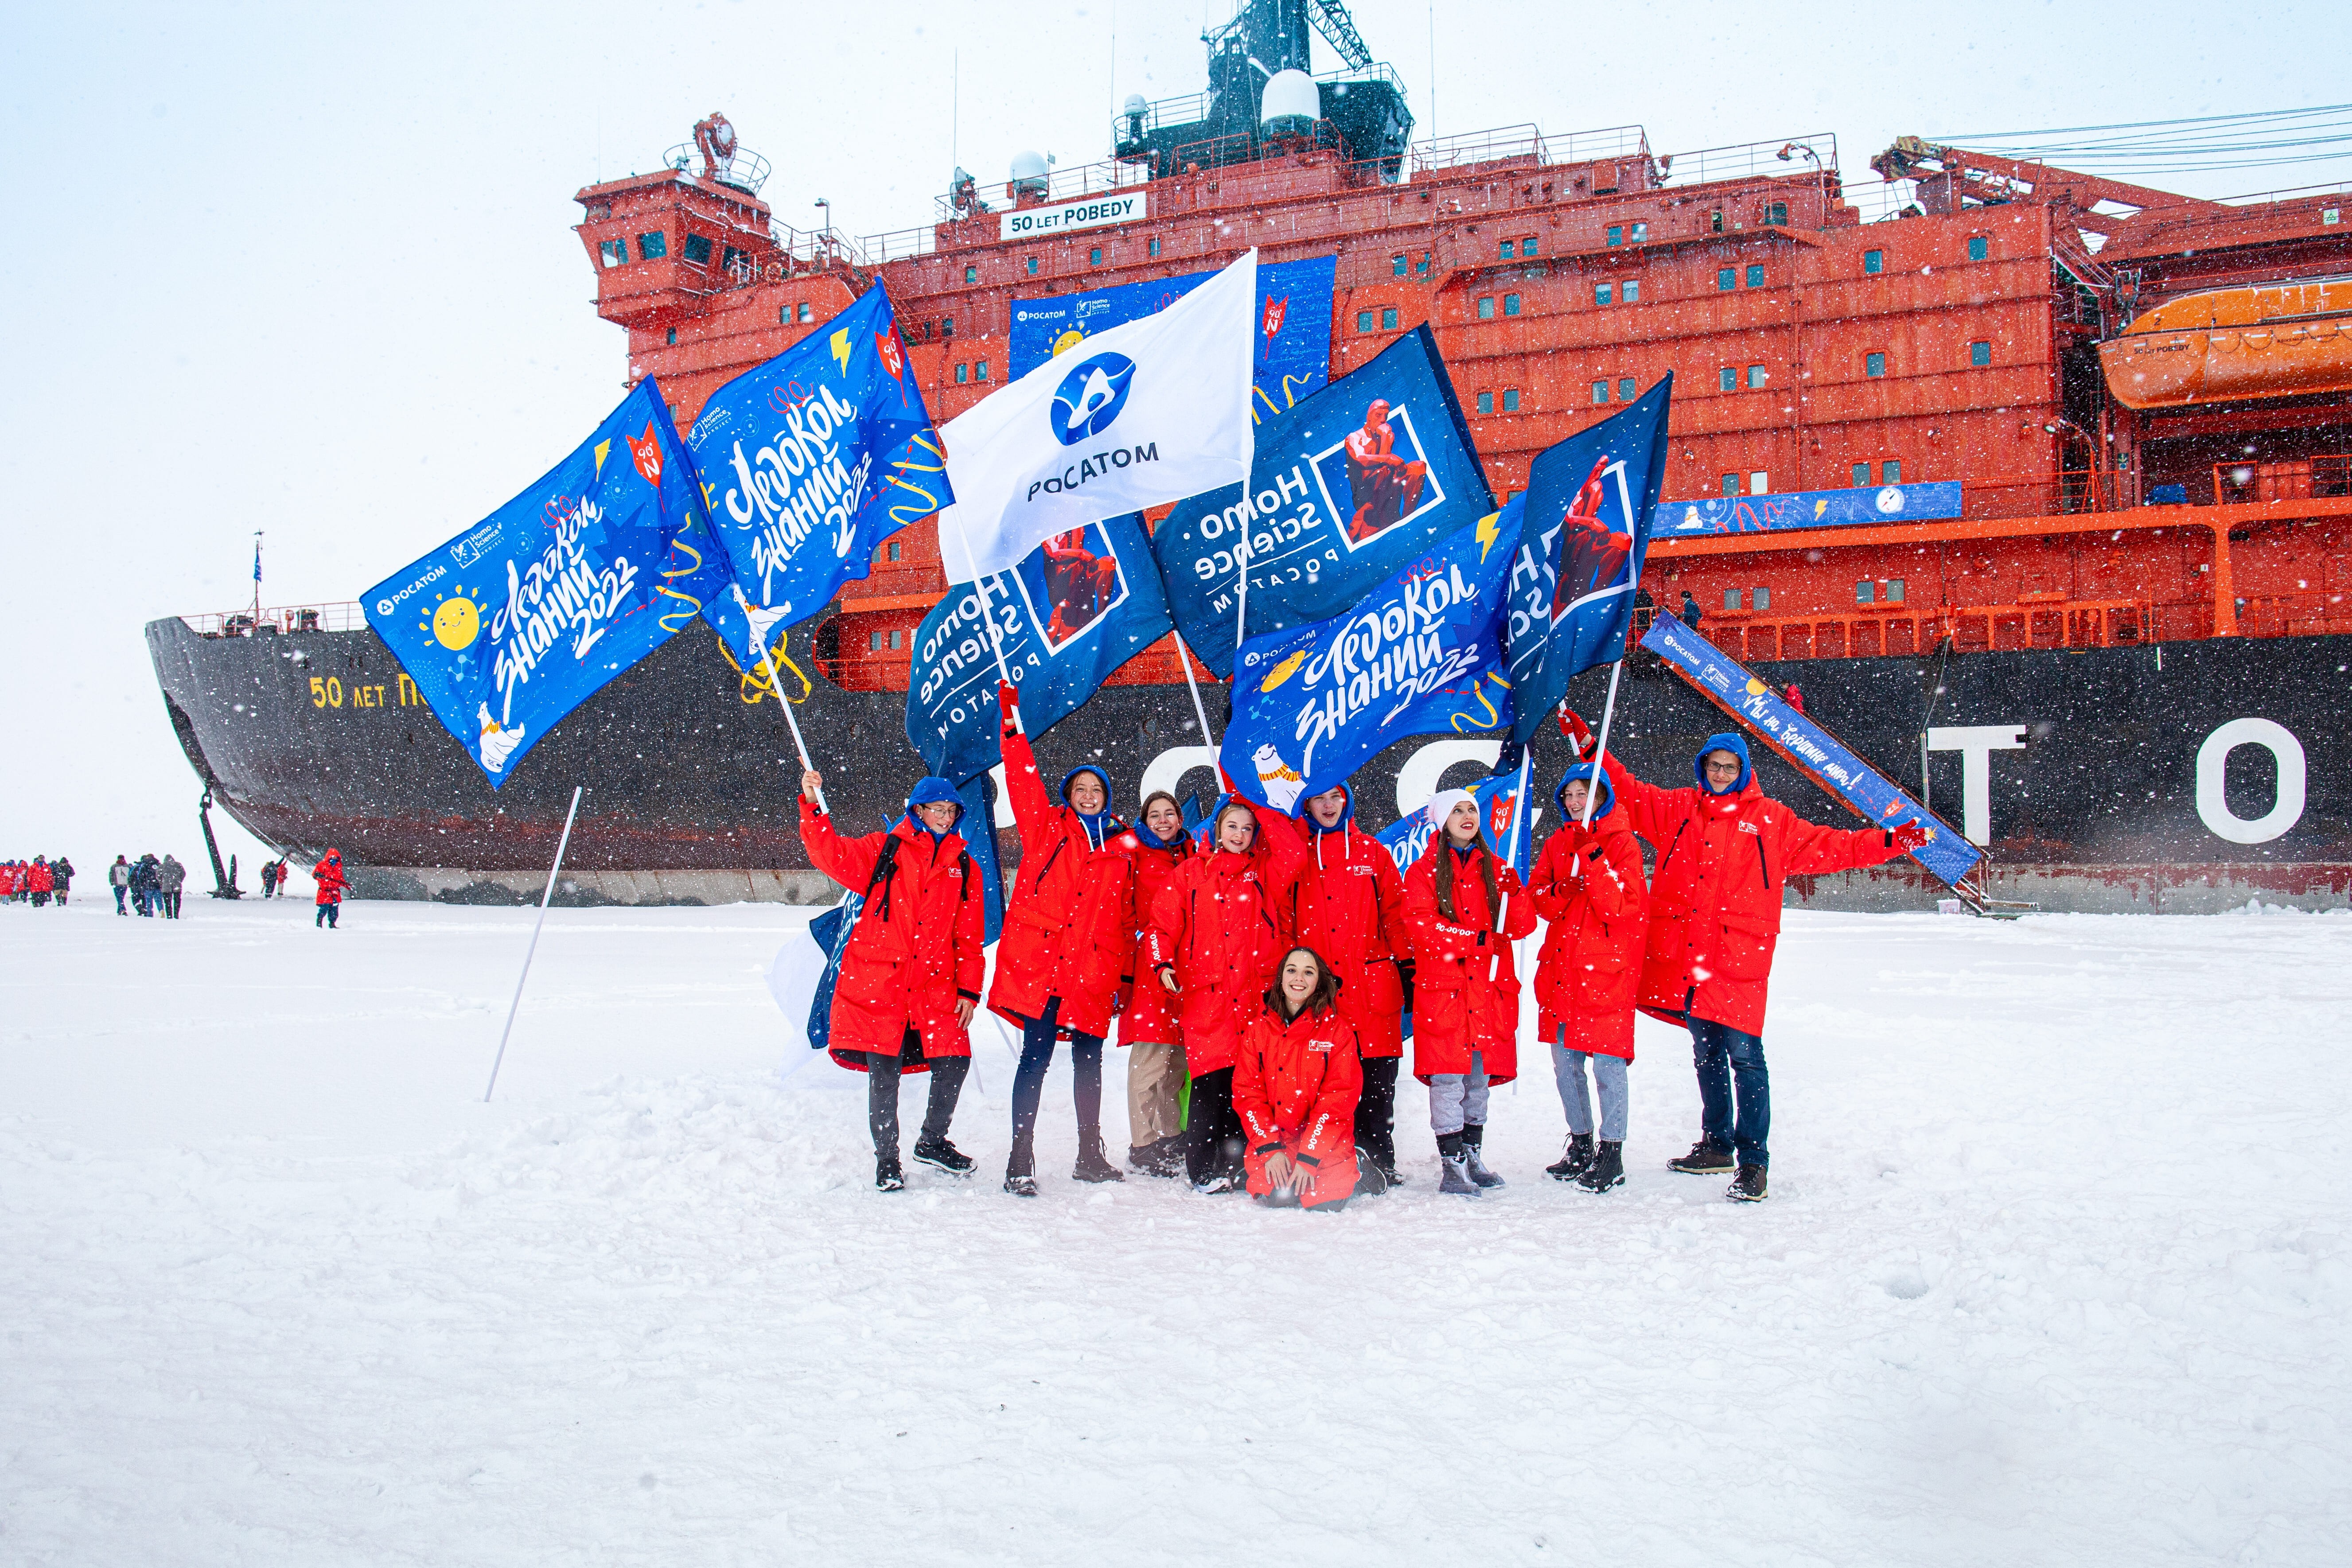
[1073,1128,1126,1183]
[1351,1147,1390,1198]
[1460,1124,1505,1189]
[1546,1133,1596,1181]
[1575,1140,1625,1192]
[1727,1164,1768,1202]
[1669,1136,1736,1175]
[1003,1136,1039,1198]
[1436,1132,1480,1197]
[912,1136,974,1176]
[875,1152,904,1192]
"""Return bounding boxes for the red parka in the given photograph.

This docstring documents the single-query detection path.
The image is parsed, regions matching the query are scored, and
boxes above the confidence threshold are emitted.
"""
[1233,998,1362,1208]
[312,852,347,906]
[1403,840,1537,1084]
[799,800,986,1071]
[1112,823,1193,1046]
[1528,781,1649,1062]
[1259,792,1413,1057]
[27,862,53,894]
[1603,744,1912,1036]
[1143,809,1300,1077]
[986,720,1137,1039]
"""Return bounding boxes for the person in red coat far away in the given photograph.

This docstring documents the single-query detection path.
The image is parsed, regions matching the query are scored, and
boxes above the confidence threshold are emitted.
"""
[989,681,1140,1197]
[312,849,347,929]
[799,767,988,1193]
[1114,790,1195,1178]
[1145,794,1300,1193]
[1403,788,1537,1197]
[1234,947,1365,1211]
[1528,762,1650,1194]
[1257,783,1413,1188]
[1570,712,1930,1202]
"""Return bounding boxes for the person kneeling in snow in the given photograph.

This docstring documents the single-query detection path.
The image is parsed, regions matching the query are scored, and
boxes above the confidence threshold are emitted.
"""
[799,769,987,1192]
[1234,947,1363,1210]
[1569,715,1928,1203]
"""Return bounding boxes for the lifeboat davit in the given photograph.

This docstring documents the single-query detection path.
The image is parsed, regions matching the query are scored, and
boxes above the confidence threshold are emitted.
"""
[2099,276,2352,409]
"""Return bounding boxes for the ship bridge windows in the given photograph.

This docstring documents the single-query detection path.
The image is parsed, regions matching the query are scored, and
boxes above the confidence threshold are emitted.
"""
[681,233,713,266]
[1864,249,1884,275]
[598,239,627,268]
[636,231,668,260]
[721,245,748,278]
[1968,235,1990,261]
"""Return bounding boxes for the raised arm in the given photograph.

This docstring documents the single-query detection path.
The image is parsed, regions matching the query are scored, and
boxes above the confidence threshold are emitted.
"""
[996,682,1060,850]
[1780,813,1929,877]
[798,797,880,892]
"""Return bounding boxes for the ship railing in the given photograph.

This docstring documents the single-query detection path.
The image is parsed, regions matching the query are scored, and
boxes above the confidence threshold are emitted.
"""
[2213,177,2352,210]
[1651,132,1840,191]
[1959,467,2129,517]
[933,156,1156,224]
[1701,596,2153,662]
[1113,62,1410,141]
[861,226,941,263]
[1409,123,1650,177]
[183,602,366,638]
[661,143,773,197]
[2215,454,2352,506]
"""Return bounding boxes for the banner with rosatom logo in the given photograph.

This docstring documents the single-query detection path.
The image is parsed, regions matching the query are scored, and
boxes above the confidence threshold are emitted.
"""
[1503,377,1674,744]
[686,284,951,663]
[363,381,730,786]
[906,512,1172,789]
[1221,517,1514,814]
[1154,325,1491,677]
[1658,479,1963,537]
[934,250,1258,582]
[1374,767,1539,881]
[1009,254,1338,424]
[1639,614,1982,889]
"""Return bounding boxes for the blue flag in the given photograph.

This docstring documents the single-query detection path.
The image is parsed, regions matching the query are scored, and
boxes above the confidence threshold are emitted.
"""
[958,774,1006,945]
[905,513,1173,787]
[1153,326,1491,676]
[1503,377,1674,744]
[1374,767,1540,881]
[686,284,952,658]
[1221,517,1514,812]
[805,893,863,1055]
[362,381,730,786]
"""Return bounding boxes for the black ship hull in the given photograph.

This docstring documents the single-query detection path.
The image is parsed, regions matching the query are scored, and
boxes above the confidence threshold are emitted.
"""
[147,615,2352,913]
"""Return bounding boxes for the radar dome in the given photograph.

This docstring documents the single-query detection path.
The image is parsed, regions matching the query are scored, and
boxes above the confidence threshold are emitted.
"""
[1259,69,1319,138]
[1010,149,1050,197]
[1123,94,1149,117]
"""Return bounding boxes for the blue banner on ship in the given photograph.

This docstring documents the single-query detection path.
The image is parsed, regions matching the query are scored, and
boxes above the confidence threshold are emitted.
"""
[1008,254,1338,423]
[686,284,951,659]
[1656,480,1962,537]
[1222,517,1513,813]
[1638,615,1983,889]
[905,512,1173,788]
[1156,325,1492,677]
[363,381,731,787]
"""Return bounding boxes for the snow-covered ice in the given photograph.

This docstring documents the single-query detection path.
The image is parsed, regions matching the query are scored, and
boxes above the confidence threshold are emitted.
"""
[4,897,2348,1564]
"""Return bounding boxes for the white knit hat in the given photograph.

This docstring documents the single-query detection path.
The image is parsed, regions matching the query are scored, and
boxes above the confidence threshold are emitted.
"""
[1425,788,1477,833]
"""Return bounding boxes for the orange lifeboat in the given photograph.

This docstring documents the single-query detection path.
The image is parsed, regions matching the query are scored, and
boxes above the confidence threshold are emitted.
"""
[2099,276,2352,409]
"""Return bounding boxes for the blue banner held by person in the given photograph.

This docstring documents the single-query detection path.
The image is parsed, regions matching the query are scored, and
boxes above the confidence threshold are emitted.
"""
[688,284,952,661]
[1221,517,1514,813]
[1374,767,1539,881]
[1154,325,1492,677]
[1503,376,1674,744]
[905,512,1174,789]
[362,381,732,787]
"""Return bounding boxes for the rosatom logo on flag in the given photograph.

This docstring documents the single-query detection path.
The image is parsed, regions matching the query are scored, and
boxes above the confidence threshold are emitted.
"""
[1053,354,1135,444]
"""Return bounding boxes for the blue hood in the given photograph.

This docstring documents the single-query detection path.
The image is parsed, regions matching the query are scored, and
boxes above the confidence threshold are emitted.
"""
[1554,763,1614,824]
[902,775,966,832]
[1059,764,1113,813]
[1302,783,1356,834]
[1692,732,1753,795]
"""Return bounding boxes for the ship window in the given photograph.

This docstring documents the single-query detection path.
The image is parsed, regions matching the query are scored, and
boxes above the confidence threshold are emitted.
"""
[682,233,713,265]
[1968,235,1989,261]
[1477,296,1496,319]
[1630,222,1647,242]
[1745,265,1765,287]
[888,541,902,562]
[1866,351,1887,377]
[1717,268,1736,292]
[1592,381,1609,404]
[1357,310,1376,332]
[1500,240,1515,259]
[1749,471,1769,494]
[1970,339,1992,366]
[1852,462,1871,486]
[666,327,677,346]
[636,231,668,260]
[1521,234,1538,255]
[1710,210,1725,234]
[780,306,792,324]
[1027,257,1040,275]
[1393,254,1409,276]
[977,359,990,381]
[598,239,626,268]
[1149,238,1162,257]
[1856,580,1877,605]
[1882,459,1901,483]
[1721,473,1741,497]
[1606,225,1623,246]
[1747,365,1767,388]
[1618,377,1636,401]
[1382,307,1399,329]
[1477,391,1494,414]
[868,631,884,651]
[1886,578,1906,603]
[1503,388,1521,412]
[721,245,746,276]
[1864,249,1884,274]
[1720,367,1739,392]
[1595,283,1613,306]
[1416,253,1431,276]
[1502,294,1520,316]
[955,362,969,384]
[1753,586,1771,611]
[1090,246,1103,266]
[798,302,814,323]
[889,630,903,650]
[965,265,978,283]
[1724,589,1742,611]
[1766,202,1788,227]
[1622,280,1640,303]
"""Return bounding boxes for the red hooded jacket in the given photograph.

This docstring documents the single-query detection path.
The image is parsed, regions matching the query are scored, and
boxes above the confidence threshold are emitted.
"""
[800,801,986,1071]
[1233,997,1362,1208]
[27,862,53,894]
[1143,807,1300,1077]
[986,721,1136,1040]
[1112,821,1193,1045]
[1528,779,1649,1061]
[312,852,347,905]
[1258,791,1413,1057]
[1403,840,1537,1083]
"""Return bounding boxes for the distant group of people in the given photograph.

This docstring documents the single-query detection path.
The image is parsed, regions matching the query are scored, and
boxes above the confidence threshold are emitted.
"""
[103,853,186,917]
[1,856,74,907]
[800,681,1929,1206]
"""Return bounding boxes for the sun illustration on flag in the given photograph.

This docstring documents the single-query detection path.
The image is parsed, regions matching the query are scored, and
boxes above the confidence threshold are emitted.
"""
[421,587,486,651]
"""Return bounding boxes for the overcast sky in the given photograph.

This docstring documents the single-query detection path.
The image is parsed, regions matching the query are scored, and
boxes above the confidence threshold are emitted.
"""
[4,0,2344,882]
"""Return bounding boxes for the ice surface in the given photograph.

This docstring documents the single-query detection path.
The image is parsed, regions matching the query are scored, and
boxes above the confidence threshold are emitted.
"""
[5,899,2348,1564]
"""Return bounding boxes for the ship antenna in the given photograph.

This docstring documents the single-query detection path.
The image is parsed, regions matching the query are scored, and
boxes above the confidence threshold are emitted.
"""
[251,530,263,626]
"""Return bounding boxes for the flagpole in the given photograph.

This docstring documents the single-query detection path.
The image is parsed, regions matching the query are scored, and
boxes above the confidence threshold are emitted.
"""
[1487,744,1535,982]
[733,584,830,815]
[1580,661,1626,827]
[943,511,1027,735]
[483,784,583,1103]
[1172,630,1219,748]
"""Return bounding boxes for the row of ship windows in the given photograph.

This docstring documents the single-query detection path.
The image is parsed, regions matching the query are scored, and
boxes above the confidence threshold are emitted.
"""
[958,239,1167,285]
[1719,579,1908,613]
[1462,340,1991,413]
[1711,461,1903,498]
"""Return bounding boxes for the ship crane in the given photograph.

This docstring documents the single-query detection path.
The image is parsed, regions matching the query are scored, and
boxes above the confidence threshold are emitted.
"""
[1304,0,1373,69]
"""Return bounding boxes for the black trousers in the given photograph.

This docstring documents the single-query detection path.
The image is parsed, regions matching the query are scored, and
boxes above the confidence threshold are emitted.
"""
[867,1032,970,1156]
[1184,1066,1245,1185]
[1355,1055,1400,1175]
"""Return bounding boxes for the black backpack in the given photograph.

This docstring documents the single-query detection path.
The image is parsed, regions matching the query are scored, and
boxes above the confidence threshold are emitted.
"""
[861,833,974,923]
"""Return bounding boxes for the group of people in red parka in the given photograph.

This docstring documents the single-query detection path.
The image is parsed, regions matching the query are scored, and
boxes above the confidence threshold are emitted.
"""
[798,679,1927,1206]
[2,856,73,907]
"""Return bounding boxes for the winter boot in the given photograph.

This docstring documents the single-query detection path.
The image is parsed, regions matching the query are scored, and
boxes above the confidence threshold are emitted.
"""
[1436,1132,1481,1197]
[1003,1136,1039,1198]
[1460,1124,1506,1189]
[1669,1136,1736,1175]
[1127,1141,1163,1175]
[1147,1136,1187,1177]
[875,1152,905,1192]
[1546,1133,1597,1181]
[1575,1140,1626,1193]
[1727,1164,1769,1202]
[1073,1128,1126,1183]
[912,1136,974,1177]
[1352,1147,1390,1198]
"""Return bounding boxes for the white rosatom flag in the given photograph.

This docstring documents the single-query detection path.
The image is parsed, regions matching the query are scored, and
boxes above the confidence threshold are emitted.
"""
[934,248,1258,580]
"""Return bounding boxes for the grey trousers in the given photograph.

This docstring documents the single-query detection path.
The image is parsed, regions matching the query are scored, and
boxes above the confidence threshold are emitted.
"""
[1551,1041,1629,1142]
[1126,1039,1186,1145]
[1427,1050,1492,1136]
